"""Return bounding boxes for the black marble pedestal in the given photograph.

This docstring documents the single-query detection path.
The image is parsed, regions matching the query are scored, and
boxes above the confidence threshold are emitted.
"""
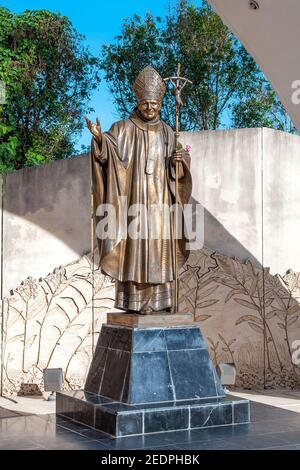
[56,320,250,437]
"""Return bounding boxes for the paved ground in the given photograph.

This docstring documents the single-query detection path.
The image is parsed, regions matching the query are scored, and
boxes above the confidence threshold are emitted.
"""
[0,407,24,419]
[0,394,55,416]
[230,389,300,413]
[1,391,300,449]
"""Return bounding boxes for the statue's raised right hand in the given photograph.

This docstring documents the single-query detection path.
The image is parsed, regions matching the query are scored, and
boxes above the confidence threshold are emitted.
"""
[85,116,102,144]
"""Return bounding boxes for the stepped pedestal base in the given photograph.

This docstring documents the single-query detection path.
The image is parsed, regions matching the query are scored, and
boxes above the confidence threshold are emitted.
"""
[57,391,250,437]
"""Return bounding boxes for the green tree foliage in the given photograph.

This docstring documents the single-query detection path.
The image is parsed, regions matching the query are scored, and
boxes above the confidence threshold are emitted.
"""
[100,0,295,133]
[0,8,100,172]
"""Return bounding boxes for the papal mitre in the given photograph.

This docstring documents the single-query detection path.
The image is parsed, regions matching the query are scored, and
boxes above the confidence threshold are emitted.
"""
[132,65,166,103]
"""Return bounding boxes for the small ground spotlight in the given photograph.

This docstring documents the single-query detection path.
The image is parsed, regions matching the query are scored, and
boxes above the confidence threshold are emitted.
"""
[43,368,63,400]
[216,363,236,392]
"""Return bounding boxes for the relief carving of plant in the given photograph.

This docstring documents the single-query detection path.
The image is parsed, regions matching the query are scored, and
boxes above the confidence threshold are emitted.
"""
[2,253,116,394]
[207,334,236,365]
[179,249,220,321]
[266,271,300,368]
[212,255,283,371]
[212,255,300,374]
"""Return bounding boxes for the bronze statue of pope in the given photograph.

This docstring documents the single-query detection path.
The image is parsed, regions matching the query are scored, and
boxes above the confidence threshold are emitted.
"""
[86,66,192,314]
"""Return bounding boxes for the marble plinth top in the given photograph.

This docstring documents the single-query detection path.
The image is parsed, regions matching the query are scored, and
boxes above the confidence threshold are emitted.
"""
[107,312,196,328]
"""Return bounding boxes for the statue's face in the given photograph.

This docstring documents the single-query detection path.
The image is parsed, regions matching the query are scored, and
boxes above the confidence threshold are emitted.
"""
[137,99,161,121]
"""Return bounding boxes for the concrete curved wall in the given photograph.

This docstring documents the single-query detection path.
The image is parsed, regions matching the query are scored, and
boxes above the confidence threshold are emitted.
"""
[0,155,91,297]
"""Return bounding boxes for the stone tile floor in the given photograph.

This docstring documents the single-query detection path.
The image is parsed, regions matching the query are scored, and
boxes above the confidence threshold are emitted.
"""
[1,400,300,449]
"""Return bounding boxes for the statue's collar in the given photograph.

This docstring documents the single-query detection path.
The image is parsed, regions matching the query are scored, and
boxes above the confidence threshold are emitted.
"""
[130,110,163,132]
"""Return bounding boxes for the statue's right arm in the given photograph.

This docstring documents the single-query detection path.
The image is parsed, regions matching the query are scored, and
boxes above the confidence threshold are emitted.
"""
[85,116,107,164]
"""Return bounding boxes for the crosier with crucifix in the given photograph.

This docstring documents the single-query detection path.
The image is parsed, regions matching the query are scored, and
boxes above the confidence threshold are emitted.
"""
[164,64,193,311]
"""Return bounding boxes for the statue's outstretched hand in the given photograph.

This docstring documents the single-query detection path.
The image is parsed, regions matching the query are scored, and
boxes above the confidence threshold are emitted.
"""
[85,116,102,144]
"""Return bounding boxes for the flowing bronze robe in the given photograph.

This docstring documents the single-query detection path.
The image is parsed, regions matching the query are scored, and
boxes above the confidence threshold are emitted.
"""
[91,110,192,313]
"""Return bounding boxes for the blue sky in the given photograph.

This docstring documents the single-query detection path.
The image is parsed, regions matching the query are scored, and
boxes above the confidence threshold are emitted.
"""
[2,0,199,150]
